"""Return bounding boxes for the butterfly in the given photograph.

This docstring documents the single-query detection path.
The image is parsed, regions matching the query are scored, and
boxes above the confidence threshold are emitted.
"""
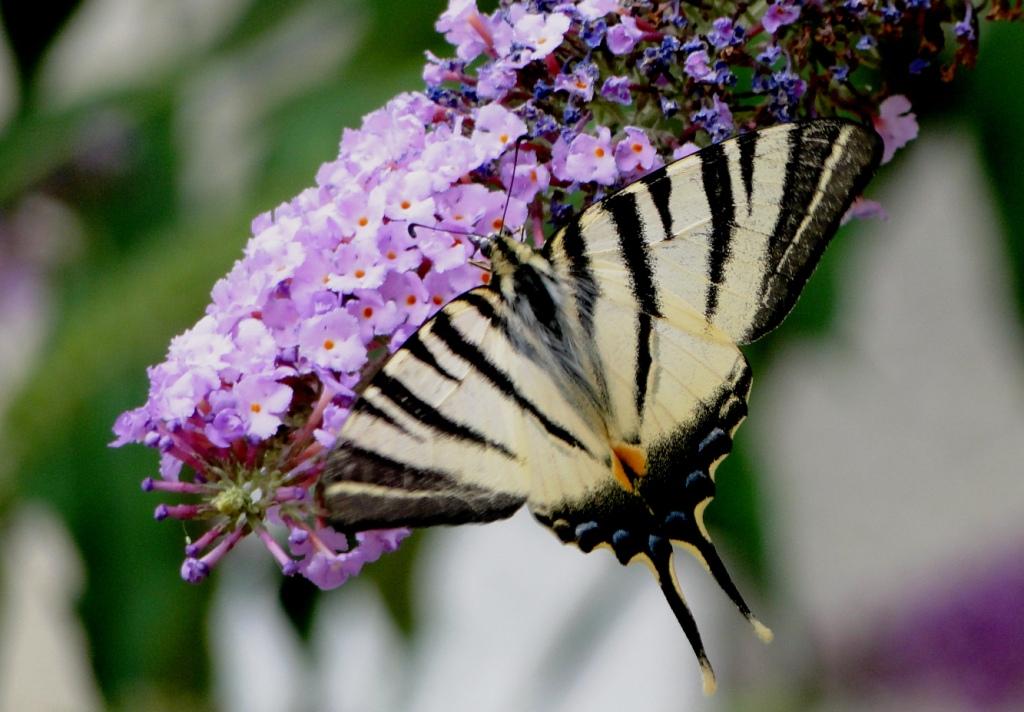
[320,119,882,693]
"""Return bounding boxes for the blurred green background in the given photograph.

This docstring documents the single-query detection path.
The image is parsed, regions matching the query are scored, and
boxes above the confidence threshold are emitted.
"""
[0,2,1022,711]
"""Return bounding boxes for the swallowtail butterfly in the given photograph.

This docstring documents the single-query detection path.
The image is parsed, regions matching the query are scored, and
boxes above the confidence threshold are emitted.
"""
[321,119,882,692]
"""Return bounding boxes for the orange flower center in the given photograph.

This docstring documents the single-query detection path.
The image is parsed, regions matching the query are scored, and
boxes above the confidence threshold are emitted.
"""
[594,147,605,158]
[499,133,509,144]
[354,269,366,279]
[432,295,443,305]
[406,295,417,306]
[386,250,397,260]
[400,200,411,210]
[250,403,262,413]
[631,143,643,153]
[492,217,503,231]
[362,307,374,318]
[481,272,491,284]
[323,339,335,350]
[357,216,369,227]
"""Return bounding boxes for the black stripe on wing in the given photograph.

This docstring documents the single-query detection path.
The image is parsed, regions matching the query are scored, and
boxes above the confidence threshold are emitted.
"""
[605,191,662,422]
[746,121,882,342]
[605,191,662,318]
[323,446,525,528]
[373,371,518,459]
[429,310,594,455]
[545,218,599,337]
[641,168,675,241]
[460,291,508,332]
[737,131,757,215]
[635,312,654,419]
[700,142,736,321]
[350,398,421,439]
[403,331,459,382]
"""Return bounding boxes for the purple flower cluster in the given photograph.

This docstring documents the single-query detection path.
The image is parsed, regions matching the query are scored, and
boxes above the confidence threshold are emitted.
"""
[113,0,1011,588]
[844,547,1024,708]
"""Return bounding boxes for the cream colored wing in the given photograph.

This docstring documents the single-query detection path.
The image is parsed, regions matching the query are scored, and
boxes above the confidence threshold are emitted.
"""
[528,288,761,695]
[532,119,881,690]
[550,119,882,344]
[322,289,611,530]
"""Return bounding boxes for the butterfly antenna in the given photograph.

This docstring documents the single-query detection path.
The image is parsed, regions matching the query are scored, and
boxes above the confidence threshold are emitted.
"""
[645,546,717,696]
[499,136,530,240]
[407,222,491,253]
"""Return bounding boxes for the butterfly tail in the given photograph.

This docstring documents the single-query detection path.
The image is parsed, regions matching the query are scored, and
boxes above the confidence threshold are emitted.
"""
[645,541,717,696]
[662,508,774,644]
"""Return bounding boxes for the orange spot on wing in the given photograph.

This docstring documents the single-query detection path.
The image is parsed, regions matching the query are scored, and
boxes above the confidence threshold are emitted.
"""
[613,443,648,477]
[611,456,633,493]
[610,442,648,492]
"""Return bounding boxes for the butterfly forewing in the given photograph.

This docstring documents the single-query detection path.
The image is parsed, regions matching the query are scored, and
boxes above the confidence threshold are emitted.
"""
[556,120,882,343]
[323,119,882,692]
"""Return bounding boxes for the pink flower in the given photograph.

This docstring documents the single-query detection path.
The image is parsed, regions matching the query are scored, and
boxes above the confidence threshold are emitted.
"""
[297,309,367,373]
[472,102,527,161]
[614,127,660,177]
[842,197,889,224]
[577,0,619,19]
[512,12,571,61]
[606,16,644,55]
[873,94,919,163]
[500,152,551,203]
[763,2,801,34]
[436,0,491,62]
[672,142,701,160]
[380,271,432,329]
[563,126,618,185]
[684,50,713,82]
[233,375,293,439]
[476,62,517,100]
[345,291,403,344]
